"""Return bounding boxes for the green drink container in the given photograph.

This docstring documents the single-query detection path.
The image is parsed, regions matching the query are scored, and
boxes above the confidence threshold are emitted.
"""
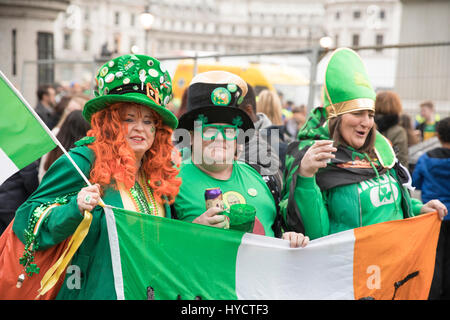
[224,204,256,233]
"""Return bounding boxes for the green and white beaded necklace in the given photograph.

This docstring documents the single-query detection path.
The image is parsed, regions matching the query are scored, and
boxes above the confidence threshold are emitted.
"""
[127,175,158,216]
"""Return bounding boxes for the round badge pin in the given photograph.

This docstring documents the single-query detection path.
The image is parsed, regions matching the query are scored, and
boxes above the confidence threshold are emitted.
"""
[105,73,115,83]
[115,71,123,79]
[123,78,130,85]
[108,61,115,67]
[227,83,237,93]
[164,95,170,105]
[148,69,159,77]
[98,77,104,89]
[211,87,231,106]
[248,188,257,197]
[100,66,108,77]
[147,60,154,67]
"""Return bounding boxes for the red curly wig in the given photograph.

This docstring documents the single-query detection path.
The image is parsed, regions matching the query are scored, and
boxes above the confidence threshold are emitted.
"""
[86,102,181,204]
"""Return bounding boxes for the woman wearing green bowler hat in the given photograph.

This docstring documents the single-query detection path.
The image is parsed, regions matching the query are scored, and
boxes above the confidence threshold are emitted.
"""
[11,54,181,299]
[173,70,309,249]
[280,48,447,241]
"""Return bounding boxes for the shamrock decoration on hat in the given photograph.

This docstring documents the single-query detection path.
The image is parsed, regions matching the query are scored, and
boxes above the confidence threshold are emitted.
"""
[83,54,178,129]
[323,48,376,119]
[178,70,254,131]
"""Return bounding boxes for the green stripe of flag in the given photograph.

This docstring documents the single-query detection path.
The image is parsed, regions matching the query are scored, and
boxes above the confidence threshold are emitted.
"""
[0,72,56,177]
[107,206,244,300]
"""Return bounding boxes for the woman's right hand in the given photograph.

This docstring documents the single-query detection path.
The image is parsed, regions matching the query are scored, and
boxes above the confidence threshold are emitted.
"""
[77,183,101,214]
[193,207,230,229]
[299,140,337,177]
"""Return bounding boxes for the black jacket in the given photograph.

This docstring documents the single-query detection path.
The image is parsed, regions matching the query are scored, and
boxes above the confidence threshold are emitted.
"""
[35,102,59,130]
[0,161,39,235]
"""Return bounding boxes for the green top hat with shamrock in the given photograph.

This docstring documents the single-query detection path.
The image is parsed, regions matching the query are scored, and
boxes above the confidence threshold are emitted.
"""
[323,48,376,119]
[83,54,178,129]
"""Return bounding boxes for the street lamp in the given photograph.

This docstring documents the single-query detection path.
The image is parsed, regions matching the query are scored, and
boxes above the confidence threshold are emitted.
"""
[131,45,140,54]
[140,12,155,55]
[319,36,333,49]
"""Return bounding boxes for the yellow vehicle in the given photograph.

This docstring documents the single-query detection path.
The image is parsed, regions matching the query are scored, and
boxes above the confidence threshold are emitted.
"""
[172,61,309,108]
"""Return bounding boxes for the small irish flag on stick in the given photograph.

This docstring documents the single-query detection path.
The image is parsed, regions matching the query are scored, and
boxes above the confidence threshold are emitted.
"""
[0,71,93,187]
[0,71,58,184]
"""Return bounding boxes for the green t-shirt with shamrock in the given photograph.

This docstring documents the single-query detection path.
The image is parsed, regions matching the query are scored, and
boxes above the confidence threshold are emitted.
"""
[174,158,276,237]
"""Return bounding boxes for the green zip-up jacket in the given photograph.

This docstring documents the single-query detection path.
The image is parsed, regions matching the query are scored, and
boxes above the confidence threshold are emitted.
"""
[12,141,172,299]
[280,107,423,240]
[290,169,423,240]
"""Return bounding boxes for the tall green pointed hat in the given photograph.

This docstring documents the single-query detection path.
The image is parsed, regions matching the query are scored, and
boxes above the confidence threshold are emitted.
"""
[323,48,376,119]
[83,54,178,129]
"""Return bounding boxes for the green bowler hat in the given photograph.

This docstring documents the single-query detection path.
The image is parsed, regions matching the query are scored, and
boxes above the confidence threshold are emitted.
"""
[323,48,376,119]
[83,54,178,129]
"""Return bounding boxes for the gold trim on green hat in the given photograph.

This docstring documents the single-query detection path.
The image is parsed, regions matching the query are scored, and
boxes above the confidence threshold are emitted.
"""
[326,98,375,119]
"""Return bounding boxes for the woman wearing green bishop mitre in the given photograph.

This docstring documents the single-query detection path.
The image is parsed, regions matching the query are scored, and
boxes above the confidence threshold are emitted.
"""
[280,48,447,240]
[11,54,181,299]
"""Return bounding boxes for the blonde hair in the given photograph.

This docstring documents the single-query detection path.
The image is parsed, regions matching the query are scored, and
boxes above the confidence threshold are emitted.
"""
[256,90,283,125]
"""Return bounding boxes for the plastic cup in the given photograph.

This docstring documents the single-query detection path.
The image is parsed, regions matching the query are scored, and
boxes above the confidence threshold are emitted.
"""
[226,204,256,232]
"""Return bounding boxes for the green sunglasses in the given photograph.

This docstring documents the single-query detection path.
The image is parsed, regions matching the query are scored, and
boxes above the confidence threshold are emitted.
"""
[200,124,239,141]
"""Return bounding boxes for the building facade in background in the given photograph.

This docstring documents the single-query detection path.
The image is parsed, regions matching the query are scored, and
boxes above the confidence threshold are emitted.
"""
[55,0,326,59]
[55,0,402,60]
[1,0,448,116]
[0,0,70,104]
[395,0,450,114]
[52,0,404,105]
[324,0,401,51]
[320,0,402,94]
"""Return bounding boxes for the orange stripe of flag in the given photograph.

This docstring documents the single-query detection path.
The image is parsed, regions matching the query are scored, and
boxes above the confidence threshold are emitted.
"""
[353,212,441,300]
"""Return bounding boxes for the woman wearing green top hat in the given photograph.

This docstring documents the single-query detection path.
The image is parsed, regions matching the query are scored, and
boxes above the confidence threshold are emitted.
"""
[173,70,309,248]
[280,48,447,241]
[12,54,181,299]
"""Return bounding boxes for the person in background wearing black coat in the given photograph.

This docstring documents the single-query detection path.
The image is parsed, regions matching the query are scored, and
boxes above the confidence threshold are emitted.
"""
[35,84,59,130]
[0,161,39,235]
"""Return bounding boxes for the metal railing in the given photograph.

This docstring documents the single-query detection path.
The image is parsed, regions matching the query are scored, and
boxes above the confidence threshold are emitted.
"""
[20,41,450,117]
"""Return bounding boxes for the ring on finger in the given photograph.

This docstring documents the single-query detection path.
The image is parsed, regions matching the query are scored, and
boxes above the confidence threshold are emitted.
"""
[84,194,92,205]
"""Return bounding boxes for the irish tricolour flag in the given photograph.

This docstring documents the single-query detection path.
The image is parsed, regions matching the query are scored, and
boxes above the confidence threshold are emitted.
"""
[105,206,440,300]
[0,71,57,184]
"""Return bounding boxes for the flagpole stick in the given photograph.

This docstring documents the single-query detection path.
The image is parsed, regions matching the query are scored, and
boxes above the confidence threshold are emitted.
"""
[0,70,104,206]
